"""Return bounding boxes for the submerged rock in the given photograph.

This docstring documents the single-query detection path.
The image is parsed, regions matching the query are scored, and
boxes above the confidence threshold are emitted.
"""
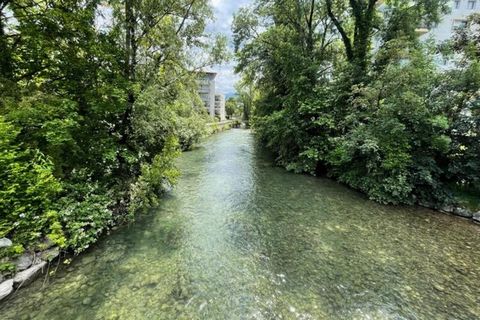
[453,207,473,218]
[78,255,96,266]
[433,283,446,292]
[439,205,455,214]
[473,212,480,223]
[418,201,434,209]
[0,279,14,301]
[13,261,47,288]
[161,180,173,193]
[199,301,207,312]
[0,238,12,248]
[103,248,125,263]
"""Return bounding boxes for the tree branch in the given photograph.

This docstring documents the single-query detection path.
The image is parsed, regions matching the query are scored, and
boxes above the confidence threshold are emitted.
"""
[176,0,195,35]
[326,0,353,61]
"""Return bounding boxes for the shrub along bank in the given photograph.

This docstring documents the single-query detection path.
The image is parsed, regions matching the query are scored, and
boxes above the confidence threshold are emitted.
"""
[233,2,479,212]
[0,0,226,285]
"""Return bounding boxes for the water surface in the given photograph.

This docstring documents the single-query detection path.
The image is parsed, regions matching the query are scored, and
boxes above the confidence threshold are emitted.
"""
[1,129,480,319]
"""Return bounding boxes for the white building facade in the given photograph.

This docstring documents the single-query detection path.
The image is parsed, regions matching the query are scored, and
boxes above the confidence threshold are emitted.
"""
[198,72,217,118]
[197,72,226,121]
[420,0,480,42]
[417,0,480,68]
[214,94,226,121]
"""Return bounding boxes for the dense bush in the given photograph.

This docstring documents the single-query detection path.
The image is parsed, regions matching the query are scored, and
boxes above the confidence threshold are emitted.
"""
[132,83,208,154]
[58,192,113,253]
[235,1,478,206]
[325,52,453,204]
[440,15,480,191]
[129,137,181,215]
[0,117,63,248]
[0,0,225,259]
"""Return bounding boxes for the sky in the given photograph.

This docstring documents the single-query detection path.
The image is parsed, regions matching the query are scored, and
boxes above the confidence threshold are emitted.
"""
[207,0,253,97]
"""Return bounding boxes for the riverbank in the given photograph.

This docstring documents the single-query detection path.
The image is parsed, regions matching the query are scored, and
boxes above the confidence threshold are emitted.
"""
[0,125,239,302]
[0,240,60,301]
[421,203,480,224]
[206,119,241,134]
[1,128,479,308]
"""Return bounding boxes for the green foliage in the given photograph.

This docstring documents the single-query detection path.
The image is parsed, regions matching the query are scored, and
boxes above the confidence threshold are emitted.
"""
[225,97,242,118]
[235,0,478,206]
[325,52,454,204]
[129,137,181,215]
[132,83,208,153]
[439,14,480,190]
[58,191,113,254]
[0,0,223,258]
[0,116,64,246]
[2,93,81,176]
[0,262,15,273]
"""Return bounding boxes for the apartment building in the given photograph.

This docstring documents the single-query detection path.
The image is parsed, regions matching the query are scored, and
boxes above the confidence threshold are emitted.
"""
[197,72,226,121]
[420,0,480,42]
[198,72,217,118]
[214,94,226,121]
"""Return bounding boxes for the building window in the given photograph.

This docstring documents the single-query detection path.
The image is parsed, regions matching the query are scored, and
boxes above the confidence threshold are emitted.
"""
[455,0,461,9]
[468,0,476,9]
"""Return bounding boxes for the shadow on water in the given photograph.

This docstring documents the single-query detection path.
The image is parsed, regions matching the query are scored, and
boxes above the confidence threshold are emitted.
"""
[1,129,480,319]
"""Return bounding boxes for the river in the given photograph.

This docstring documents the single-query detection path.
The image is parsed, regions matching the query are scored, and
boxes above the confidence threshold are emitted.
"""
[1,129,480,319]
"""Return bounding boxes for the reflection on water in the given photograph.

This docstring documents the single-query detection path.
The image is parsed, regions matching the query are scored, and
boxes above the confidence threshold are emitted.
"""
[1,129,480,319]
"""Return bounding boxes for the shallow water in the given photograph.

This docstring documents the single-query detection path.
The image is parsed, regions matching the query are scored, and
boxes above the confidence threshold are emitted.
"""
[1,129,480,320]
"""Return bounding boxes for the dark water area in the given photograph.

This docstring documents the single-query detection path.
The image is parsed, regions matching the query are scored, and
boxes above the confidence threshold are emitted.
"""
[1,129,479,319]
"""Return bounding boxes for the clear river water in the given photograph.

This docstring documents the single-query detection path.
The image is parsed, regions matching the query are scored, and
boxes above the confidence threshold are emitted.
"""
[1,129,480,320]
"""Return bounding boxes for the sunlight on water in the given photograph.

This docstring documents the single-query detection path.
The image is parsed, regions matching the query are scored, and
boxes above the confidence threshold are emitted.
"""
[1,129,480,319]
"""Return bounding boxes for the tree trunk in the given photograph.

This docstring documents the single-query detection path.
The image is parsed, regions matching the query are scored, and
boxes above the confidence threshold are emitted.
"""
[327,0,377,82]
[117,0,136,178]
[0,2,13,80]
[123,0,136,136]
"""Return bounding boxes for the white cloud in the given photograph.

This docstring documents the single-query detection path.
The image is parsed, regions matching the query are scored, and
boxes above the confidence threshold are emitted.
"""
[210,0,223,8]
[207,0,253,96]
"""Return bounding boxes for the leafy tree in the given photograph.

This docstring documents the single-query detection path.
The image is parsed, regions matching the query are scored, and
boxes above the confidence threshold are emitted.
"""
[325,0,448,80]
[0,117,64,247]
[110,0,226,176]
[234,0,475,206]
[437,14,480,191]
[235,80,257,122]
[225,97,241,118]
[132,80,208,153]
[326,49,452,204]
[0,0,226,258]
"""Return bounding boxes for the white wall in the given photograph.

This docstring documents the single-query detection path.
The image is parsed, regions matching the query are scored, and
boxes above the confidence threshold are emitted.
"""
[208,75,216,117]
[198,73,217,118]
[214,94,226,121]
[422,0,480,42]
